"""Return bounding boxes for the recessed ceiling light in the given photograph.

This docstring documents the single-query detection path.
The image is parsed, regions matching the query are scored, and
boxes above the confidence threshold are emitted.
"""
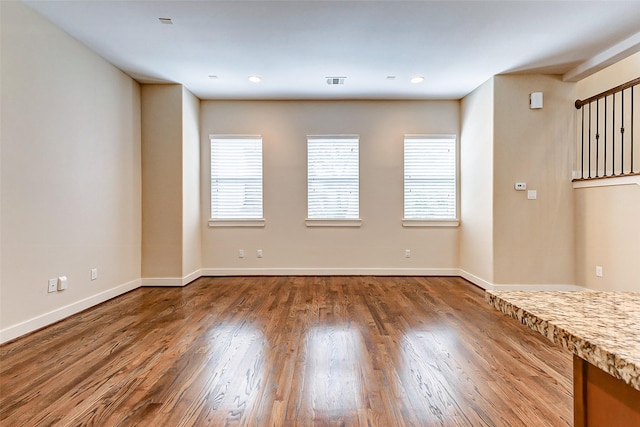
[158,18,173,25]
[410,76,425,84]
[248,75,262,83]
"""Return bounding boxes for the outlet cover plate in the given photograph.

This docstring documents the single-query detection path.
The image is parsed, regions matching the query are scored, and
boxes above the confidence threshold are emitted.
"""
[57,276,68,290]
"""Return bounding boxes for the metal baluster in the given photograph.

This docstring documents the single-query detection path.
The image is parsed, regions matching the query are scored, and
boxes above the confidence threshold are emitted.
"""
[589,102,591,178]
[581,106,585,179]
[604,96,607,176]
[621,89,625,174]
[632,86,635,173]
[612,92,616,175]
[595,99,600,177]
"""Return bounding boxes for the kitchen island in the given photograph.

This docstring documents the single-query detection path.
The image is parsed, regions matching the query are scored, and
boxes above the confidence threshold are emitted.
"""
[486,291,640,427]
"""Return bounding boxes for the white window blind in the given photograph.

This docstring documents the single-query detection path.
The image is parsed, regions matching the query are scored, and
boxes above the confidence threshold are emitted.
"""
[210,135,263,219]
[404,135,457,219]
[307,135,359,219]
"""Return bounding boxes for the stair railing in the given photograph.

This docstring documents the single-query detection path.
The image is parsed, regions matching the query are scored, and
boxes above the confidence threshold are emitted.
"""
[574,77,639,180]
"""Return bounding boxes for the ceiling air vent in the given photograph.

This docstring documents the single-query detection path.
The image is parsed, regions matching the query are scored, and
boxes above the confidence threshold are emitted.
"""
[326,77,346,85]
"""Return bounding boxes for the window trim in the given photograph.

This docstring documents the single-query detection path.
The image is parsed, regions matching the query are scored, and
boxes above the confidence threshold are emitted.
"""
[305,218,363,228]
[208,218,266,228]
[401,218,459,228]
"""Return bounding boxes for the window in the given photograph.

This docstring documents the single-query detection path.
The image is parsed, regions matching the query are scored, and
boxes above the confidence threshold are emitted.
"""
[307,135,360,225]
[404,135,457,225]
[210,135,264,226]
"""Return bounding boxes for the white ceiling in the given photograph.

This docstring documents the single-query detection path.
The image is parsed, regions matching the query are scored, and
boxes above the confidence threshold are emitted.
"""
[23,0,640,100]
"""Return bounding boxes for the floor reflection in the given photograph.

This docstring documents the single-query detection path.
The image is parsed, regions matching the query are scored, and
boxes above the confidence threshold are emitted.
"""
[395,328,465,424]
[304,327,364,423]
[163,322,271,425]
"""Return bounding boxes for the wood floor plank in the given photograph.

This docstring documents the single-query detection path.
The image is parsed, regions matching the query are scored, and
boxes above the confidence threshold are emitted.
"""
[0,276,572,426]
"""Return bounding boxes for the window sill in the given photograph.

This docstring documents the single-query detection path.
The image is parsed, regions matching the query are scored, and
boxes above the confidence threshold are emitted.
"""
[305,219,363,228]
[208,219,266,228]
[402,219,459,228]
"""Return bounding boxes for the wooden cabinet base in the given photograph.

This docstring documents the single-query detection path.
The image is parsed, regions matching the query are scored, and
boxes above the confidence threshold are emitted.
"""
[574,355,640,427]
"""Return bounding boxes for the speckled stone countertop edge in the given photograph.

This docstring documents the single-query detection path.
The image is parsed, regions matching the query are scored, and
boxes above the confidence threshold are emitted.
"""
[485,291,640,392]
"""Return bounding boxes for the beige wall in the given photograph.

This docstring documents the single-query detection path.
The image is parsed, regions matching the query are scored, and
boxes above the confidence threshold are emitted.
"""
[141,85,183,278]
[141,85,202,281]
[574,52,640,291]
[576,52,640,99]
[493,75,576,286]
[1,1,141,341]
[575,184,639,291]
[200,100,460,274]
[460,75,576,289]
[182,88,202,277]
[460,78,495,285]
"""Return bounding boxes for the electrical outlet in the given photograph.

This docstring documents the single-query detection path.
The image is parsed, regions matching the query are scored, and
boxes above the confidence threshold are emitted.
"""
[238,249,245,258]
[405,249,411,258]
[257,249,263,258]
[595,266,603,277]
[48,278,57,293]
[515,182,526,190]
[527,190,537,200]
[91,268,98,280]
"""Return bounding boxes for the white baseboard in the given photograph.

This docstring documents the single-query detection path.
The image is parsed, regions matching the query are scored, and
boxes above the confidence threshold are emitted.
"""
[459,269,587,291]
[200,267,460,276]
[141,270,203,287]
[141,277,182,287]
[0,278,141,344]
[459,270,493,290]
[490,283,588,291]
[182,270,202,285]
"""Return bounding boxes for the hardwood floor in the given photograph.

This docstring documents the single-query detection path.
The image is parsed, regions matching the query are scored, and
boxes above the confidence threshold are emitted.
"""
[0,276,572,426]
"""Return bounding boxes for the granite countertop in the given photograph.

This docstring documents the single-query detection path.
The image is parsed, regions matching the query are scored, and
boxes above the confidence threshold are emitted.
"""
[486,290,640,391]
